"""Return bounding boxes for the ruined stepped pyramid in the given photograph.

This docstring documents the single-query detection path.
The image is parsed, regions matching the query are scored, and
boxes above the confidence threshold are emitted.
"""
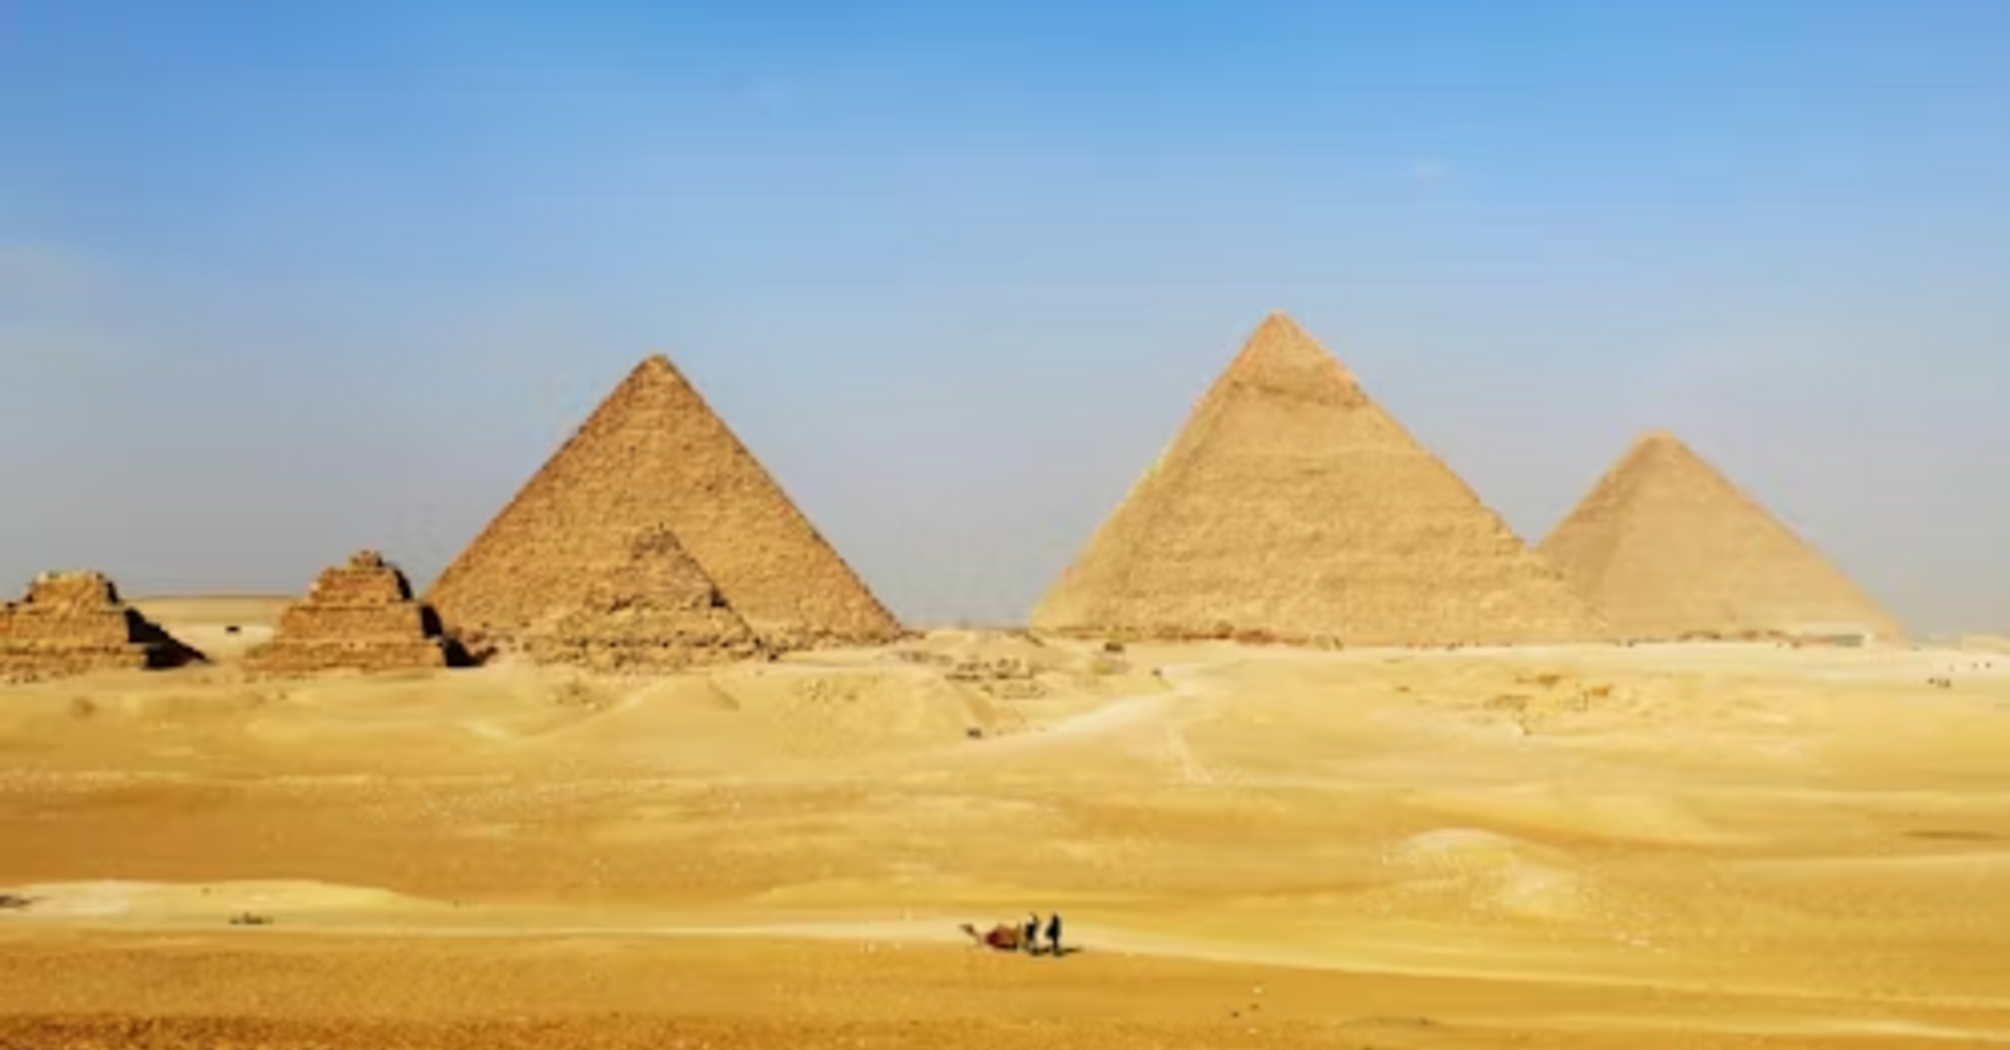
[0,570,202,681]
[523,523,765,672]
[250,551,465,674]
[1538,431,1903,642]
[427,354,900,653]
[1033,313,1608,646]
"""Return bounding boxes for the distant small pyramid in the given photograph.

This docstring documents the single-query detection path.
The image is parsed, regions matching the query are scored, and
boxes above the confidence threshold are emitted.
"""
[427,355,899,651]
[1032,313,1608,646]
[524,524,765,672]
[0,570,202,681]
[1538,431,1903,642]
[251,550,465,675]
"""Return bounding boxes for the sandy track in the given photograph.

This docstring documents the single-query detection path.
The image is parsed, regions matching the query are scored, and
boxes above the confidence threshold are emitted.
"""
[3,930,2004,1049]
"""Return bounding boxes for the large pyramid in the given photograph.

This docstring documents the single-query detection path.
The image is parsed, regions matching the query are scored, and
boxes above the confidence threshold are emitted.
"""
[427,355,900,651]
[1032,313,1608,646]
[1538,431,1903,642]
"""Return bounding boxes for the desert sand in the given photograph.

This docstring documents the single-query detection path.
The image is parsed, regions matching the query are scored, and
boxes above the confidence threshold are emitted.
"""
[3,598,2008,1047]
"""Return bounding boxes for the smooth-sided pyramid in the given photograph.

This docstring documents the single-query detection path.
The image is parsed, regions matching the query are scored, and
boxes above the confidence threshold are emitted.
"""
[1538,431,1903,642]
[426,355,900,652]
[523,523,765,672]
[0,570,202,682]
[250,551,465,674]
[1032,313,1608,646]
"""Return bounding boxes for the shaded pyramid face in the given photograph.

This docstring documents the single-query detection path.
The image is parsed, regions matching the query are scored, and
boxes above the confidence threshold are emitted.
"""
[1032,313,1608,646]
[427,356,900,649]
[1538,432,1903,641]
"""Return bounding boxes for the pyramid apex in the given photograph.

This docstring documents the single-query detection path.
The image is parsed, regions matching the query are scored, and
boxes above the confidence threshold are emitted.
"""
[1623,429,1708,468]
[634,353,681,377]
[1223,311,1357,391]
[1249,309,1313,345]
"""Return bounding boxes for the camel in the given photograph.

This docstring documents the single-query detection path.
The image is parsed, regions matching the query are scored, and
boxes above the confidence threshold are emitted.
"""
[958,921,1026,952]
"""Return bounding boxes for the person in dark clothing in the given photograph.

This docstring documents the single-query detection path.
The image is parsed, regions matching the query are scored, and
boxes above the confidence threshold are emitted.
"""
[1044,912,1063,956]
[1023,913,1040,954]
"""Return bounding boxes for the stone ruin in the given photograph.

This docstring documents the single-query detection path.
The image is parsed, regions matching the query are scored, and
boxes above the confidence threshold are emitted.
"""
[0,570,202,682]
[522,524,767,673]
[248,551,466,675]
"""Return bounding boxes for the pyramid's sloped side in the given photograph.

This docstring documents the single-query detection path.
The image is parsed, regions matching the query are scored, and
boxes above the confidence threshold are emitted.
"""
[1539,437,1904,641]
[427,359,900,648]
[1034,316,1607,646]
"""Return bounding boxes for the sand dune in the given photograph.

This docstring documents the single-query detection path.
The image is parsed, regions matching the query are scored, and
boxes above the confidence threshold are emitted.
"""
[3,629,2009,1046]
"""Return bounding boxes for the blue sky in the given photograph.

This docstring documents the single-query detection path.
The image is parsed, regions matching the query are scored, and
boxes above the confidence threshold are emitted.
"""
[3,0,2008,632]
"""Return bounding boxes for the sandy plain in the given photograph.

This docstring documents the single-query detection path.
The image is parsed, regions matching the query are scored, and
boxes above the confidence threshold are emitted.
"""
[1,598,2008,1047]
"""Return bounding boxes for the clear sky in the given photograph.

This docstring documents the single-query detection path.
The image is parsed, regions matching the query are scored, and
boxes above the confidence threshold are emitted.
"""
[3,0,2007,634]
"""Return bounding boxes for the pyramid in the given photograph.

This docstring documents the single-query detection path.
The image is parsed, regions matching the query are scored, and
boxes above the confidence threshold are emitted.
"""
[1032,313,1608,646]
[426,354,899,651]
[249,551,465,674]
[1537,431,1903,642]
[522,523,765,672]
[0,570,203,682]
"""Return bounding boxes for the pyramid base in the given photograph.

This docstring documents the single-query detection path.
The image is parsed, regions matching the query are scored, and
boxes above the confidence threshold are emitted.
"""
[523,638,768,674]
[247,639,461,676]
[0,642,188,683]
[748,624,907,654]
[1036,624,1349,650]
[520,604,769,674]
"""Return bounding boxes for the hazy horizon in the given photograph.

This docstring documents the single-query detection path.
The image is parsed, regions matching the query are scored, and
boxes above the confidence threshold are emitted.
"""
[4,1,2007,635]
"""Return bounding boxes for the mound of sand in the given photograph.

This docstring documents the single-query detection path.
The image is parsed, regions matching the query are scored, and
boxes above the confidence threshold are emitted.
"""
[714,668,1001,757]
[1376,828,1602,923]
